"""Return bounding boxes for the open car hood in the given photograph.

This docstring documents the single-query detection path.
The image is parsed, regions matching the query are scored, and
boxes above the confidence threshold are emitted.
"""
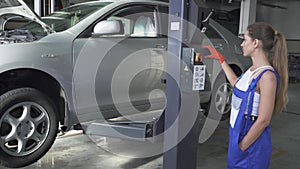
[0,0,52,33]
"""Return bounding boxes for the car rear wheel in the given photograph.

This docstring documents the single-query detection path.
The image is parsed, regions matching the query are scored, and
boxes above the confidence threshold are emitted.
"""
[0,88,58,168]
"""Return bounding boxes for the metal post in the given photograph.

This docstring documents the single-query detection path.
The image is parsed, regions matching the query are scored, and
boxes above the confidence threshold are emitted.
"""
[163,0,200,168]
[239,0,257,36]
[34,0,41,16]
[51,0,55,13]
[43,0,46,16]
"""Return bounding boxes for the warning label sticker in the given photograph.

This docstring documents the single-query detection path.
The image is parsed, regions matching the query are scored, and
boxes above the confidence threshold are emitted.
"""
[192,65,206,90]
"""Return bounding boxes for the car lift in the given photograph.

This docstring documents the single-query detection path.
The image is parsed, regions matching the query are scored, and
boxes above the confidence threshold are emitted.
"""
[163,0,202,168]
[84,1,206,169]
[164,1,258,168]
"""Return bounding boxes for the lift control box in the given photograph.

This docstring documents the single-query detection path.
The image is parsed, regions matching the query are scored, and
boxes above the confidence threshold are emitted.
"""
[181,47,206,91]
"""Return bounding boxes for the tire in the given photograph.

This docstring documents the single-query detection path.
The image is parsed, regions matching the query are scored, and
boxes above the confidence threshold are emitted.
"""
[205,72,232,121]
[0,88,58,168]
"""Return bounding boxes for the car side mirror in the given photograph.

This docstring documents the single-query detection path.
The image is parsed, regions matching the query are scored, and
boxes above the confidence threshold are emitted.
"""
[93,20,124,35]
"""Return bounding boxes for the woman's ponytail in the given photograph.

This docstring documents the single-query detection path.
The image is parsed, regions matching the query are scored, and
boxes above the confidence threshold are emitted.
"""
[272,31,288,114]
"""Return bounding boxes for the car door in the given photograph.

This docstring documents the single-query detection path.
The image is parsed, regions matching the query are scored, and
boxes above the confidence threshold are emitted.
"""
[73,4,167,122]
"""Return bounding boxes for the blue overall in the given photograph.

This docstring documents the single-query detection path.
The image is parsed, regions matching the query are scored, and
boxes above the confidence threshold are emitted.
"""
[227,69,279,169]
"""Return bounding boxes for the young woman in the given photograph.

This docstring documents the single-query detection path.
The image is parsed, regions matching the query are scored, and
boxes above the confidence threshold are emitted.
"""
[206,22,288,168]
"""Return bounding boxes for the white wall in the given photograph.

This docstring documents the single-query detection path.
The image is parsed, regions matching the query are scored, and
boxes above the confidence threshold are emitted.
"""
[256,2,300,40]
[256,2,300,54]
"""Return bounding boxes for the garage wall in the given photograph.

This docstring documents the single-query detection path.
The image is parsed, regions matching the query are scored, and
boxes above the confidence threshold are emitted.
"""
[256,2,300,54]
[256,2,300,40]
[286,41,300,54]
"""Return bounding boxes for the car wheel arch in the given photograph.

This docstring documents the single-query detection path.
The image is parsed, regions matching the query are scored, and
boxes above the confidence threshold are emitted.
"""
[0,68,68,125]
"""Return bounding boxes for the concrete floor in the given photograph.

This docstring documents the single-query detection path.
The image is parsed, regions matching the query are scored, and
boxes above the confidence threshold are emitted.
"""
[3,83,300,169]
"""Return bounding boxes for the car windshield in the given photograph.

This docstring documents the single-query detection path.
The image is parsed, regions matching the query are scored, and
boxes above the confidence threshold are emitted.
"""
[22,2,111,32]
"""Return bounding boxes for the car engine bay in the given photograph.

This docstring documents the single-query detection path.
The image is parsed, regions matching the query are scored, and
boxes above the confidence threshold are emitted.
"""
[0,29,37,44]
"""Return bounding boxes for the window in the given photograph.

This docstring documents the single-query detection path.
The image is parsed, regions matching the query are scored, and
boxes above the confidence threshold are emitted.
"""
[131,15,156,37]
[104,5,157,37]
[41,2,111,32]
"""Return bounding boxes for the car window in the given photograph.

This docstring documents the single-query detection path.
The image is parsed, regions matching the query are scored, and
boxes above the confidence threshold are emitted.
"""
[41,2,112,32]
[103,5,158,37]
[157,6,169,37]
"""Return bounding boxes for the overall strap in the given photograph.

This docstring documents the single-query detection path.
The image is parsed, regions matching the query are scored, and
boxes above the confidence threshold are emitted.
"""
[248,69,279,116]
[242,69,279,135]
[249,69,279,91]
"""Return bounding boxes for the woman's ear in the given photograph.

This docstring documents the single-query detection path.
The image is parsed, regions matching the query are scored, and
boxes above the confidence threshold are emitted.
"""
[253,39,259,49]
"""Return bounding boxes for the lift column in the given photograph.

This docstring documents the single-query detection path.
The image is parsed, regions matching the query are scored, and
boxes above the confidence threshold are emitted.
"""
[239,0,257,36]
[163,0,201,169]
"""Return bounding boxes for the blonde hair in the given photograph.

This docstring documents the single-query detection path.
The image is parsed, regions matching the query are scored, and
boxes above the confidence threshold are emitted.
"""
[247,22,288,114]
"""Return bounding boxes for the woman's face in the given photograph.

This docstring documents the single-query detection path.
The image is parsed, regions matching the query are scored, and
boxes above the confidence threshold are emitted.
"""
[240,30,254,56]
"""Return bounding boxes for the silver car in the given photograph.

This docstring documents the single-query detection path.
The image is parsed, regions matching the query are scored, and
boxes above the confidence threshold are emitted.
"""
[0,0,251,167]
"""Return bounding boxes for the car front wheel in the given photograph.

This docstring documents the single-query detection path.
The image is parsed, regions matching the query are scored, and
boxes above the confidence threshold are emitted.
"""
[0,88,58,168]
[206,72,232,121]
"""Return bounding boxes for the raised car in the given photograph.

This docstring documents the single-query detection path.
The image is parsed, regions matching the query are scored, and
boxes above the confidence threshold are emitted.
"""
[0,0,251,167]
